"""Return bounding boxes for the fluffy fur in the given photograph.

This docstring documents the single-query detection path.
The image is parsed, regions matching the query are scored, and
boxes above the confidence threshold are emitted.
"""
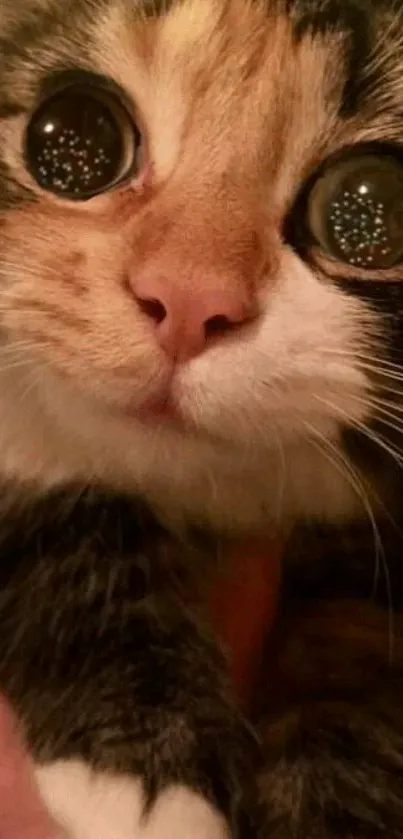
[0,0,391,530]
[0,0,403,837]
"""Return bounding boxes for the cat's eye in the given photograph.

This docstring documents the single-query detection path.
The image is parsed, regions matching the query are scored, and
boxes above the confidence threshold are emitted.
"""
[25,86,140,199]
[306,154,403,269]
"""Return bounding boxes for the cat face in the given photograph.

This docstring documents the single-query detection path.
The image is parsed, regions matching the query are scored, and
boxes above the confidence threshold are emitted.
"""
[0,0,402,531]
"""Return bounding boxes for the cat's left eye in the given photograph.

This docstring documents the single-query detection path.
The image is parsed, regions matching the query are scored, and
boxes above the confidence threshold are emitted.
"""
[25,85,140,200]
[306,154,403,269]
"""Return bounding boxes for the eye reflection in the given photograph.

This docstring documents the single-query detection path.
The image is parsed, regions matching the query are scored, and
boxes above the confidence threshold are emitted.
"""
[307,154,403,269]
[25,85,141,200]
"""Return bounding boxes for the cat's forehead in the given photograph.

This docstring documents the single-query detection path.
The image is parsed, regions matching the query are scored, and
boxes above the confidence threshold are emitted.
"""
[1,0,403,201]
[0,0,395,96]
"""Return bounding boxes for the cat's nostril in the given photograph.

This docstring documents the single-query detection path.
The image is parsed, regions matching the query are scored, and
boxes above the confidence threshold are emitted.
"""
[129,270,253,361]
[204,314,236,341]
[136,296,167,325]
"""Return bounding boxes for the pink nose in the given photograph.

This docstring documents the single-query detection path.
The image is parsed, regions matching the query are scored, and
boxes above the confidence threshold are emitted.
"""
[130,273,251,362]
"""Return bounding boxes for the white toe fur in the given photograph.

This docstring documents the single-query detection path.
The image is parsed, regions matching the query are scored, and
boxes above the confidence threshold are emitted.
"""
[35,760,229,839]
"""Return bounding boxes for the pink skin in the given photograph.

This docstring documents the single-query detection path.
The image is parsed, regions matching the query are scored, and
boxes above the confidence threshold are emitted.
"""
[211,539,281,711]
[0,695,63,839]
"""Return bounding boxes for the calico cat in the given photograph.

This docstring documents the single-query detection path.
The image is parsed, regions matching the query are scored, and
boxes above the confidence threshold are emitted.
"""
[0,0,403,836]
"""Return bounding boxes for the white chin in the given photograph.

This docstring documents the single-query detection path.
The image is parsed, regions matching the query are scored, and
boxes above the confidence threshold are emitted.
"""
[0,360,367,533]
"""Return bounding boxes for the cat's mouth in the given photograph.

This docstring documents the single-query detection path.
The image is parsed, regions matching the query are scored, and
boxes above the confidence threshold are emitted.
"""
[136,397,183,423]
[119,374,197,430]
[123,390,187,427]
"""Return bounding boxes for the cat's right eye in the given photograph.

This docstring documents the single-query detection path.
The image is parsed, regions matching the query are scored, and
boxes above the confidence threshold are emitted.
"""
[305,153,403,270]
[25,85,141,200]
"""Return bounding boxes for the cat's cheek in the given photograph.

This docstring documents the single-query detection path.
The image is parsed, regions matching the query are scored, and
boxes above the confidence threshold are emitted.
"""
[35,760,229,839]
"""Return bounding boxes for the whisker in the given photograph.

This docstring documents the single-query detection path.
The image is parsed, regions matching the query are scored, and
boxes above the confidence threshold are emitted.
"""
[356,361,403,384]
[373,413,403,440]
[17,372,42,408]
[321,346,403,369]
[304,421,394,663]
[0,357,35,376]
[320,347,403,383]
[271,426,287,525]
[315,394,403,469]
[365,394,403,414]
[347,393,403,434]
[371,383,403,398]
[0,341,51,355]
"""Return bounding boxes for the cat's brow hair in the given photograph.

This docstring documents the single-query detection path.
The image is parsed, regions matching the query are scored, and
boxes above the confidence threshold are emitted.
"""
[0,0,402,195]
[0,0,396,121]
[138,0,175,15]
[289,0,372,35]
[286,0,382,117]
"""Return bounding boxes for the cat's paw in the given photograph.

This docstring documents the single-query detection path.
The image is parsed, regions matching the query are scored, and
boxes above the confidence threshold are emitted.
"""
[35,760,230,839]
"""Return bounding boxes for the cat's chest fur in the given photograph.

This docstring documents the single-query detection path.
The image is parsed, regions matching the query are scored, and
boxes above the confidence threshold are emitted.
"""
[0,486,401,838]
[35,764,228,839]
[0,488,254,838]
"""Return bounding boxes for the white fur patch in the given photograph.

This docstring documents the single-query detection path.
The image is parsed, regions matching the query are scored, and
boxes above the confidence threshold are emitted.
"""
[0,244,375,531]
[35,760,229,839]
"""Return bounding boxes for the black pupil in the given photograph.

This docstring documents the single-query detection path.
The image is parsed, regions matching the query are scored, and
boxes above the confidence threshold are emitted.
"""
[324,160,403,269]
[27,91,126,197]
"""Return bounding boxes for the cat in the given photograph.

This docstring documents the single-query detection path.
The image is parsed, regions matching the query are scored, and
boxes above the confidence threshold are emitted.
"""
[0,0,403,836]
